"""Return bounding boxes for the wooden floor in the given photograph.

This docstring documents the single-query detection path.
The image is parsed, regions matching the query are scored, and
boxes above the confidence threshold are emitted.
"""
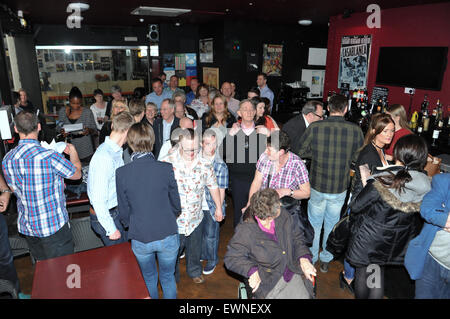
[13,196,354,299]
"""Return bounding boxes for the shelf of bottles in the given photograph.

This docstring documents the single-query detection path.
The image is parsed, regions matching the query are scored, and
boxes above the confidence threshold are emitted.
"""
[410,96,449,155]
[328,89,450,156]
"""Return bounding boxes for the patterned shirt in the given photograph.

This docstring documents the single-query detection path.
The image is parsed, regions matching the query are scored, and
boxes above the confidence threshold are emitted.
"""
[163,150,218,236]
[2,139,76,237]
[256,151,309,190]
[298,116,364,194]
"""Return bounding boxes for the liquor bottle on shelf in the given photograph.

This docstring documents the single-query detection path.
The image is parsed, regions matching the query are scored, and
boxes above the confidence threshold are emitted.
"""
[431,120,443,148]
[409,111,419,132]
[430,99,440,128]
[418,94,429,125]
[422,109,430,133]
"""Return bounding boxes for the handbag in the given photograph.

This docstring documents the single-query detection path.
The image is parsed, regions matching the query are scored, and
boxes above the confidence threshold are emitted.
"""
[326,208,351,258]
[424,154,441,177]
[266,173,314,247]
[279,196,314,247]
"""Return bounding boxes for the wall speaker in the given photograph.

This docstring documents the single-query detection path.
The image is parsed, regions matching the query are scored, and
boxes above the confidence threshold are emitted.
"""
[149,24,159,42]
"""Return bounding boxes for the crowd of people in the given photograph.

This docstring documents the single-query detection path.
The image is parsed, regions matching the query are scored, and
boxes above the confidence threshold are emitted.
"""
[0,74,448,300]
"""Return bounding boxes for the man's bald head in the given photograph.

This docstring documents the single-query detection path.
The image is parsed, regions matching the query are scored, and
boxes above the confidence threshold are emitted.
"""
[179,117,193,129]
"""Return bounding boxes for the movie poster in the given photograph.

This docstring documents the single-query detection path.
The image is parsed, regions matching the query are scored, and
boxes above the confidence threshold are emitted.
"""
[338,35,372,90]
[203,67,219,89]
[262,44,283,76]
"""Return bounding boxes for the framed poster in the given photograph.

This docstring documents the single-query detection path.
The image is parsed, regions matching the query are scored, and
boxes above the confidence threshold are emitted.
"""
[203,67,219,89]
[262,44,283,76]
[199,38,213,63]
[301,69,326,98]
[337,35,372,90]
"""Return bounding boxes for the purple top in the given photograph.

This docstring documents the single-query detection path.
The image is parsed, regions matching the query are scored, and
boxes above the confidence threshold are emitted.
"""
[247,216,312,282]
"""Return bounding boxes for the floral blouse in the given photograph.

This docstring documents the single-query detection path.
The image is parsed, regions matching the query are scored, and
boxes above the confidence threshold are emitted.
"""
[162,150,218,236]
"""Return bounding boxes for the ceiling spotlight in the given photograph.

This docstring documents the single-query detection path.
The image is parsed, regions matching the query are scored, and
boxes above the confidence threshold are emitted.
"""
[175,22,181,26]
[298,19,312,26]
[67,2,90,11]
[139,18,144,22]
[249,3,253,6]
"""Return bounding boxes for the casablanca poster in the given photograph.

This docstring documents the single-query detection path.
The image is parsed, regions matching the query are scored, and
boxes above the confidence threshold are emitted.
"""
[338,35,372,90]
[262,44,283,76]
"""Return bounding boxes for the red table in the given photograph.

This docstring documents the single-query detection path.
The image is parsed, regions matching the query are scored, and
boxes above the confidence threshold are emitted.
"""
[31,242,150,299]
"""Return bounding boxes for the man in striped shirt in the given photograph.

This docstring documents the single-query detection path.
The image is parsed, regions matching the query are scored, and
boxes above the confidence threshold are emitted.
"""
[298,94,363,273]
[2,111,82,261]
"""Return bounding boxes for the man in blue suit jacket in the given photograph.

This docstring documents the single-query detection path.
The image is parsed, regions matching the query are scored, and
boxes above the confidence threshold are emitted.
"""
[116,122,181,299]
[405,173,450,299]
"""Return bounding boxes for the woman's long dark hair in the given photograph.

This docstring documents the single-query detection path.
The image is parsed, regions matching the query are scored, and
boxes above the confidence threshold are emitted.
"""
[375,134,428,193]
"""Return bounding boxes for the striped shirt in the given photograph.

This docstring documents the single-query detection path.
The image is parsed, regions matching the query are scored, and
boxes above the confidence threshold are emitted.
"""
[2,139,76,237]
[87,137,124,236]
[298,116,364,194]
[257,151,309,190]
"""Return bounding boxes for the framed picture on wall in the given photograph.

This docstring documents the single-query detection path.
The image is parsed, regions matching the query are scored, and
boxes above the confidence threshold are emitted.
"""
[203,67,219,89]
[56,64,65,72]
[66,63,74,72]
[262,44,283,76]
[84,53,93,61]
[76,63,84,71]
[200,38,213,63]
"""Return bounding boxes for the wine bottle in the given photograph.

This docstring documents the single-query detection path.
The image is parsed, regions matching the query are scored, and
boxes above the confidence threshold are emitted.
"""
[423,110,430,132]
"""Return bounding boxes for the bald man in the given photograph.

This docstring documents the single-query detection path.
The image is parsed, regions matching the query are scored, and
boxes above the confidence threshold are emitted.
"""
[221,82,240,119]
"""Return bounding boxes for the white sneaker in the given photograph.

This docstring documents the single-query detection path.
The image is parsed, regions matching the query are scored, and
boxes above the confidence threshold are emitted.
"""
[202,265,216,275]
[180,253,185,259]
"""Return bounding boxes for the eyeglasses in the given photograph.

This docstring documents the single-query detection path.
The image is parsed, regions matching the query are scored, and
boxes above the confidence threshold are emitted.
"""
[312,112,323,119]
[181,146,199,154]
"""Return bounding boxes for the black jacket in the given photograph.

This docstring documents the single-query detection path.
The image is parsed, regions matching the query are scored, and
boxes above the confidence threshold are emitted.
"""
[201,112,236,133]
[281,114,307,155]
[345,169,431,268]
[116,154,181,244]
[351,143,383,198]
[153,117,180,159]
[224,208,313,299]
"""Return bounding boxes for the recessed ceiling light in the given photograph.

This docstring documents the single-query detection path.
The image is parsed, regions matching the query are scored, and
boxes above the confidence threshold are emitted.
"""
[249,2,253,6]
[298,19,312,26]
[175,22,181,26]
[131,6,191,17]
[139,18,144,22]
[225,8,230,12]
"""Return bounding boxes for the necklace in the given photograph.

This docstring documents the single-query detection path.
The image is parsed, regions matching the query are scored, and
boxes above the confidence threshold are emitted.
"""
[372,141,384,150]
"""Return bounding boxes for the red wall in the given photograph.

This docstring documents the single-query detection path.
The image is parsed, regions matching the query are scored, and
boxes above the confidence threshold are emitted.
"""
[324,2,450,118]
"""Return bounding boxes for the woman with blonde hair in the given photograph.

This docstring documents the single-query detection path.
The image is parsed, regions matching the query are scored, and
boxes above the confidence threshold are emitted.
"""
[385,104,412,161]
[99,100,130,144]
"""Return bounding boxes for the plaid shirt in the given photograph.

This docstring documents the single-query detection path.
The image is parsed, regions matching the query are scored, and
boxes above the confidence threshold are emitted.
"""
[256,151,309,190]
[202,155,228,218]
[298,116,363,194]
[2,139,76,237]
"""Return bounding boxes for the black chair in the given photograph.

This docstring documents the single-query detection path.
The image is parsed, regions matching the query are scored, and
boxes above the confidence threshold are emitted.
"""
[69,216,104,253]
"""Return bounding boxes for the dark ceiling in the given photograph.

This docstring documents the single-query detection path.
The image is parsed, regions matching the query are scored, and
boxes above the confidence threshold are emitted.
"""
[2,0,448,27]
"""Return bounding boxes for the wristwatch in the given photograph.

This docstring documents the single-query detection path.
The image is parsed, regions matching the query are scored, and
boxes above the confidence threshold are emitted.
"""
[289,189,294,197]
[0,189,12,194]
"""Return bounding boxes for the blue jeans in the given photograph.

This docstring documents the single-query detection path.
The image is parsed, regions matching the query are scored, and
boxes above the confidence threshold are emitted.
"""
[90,207,127,246]
[308,188,346,264]
[176,214,205,281]
[131,234,179,299]
[201,211,220,269]
[415,252,450,299]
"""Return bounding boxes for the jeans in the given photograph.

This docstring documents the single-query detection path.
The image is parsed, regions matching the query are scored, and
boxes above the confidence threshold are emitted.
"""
[0,213,20,293]
[308,188,346,264]
[344,259,355,280]
[175,214,205,280]
[201,211,220,269]
[415,252,450,299]
[131,234,179,299]
[90,207,127,247]
[24,222,74,261]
